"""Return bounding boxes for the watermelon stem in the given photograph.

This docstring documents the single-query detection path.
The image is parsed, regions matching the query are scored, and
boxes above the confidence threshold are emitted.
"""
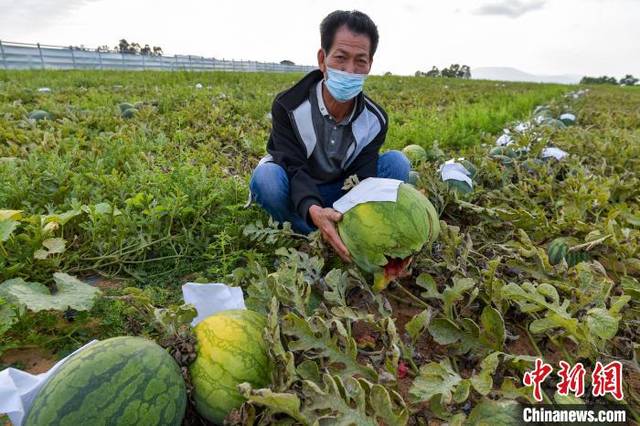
[395,283,430,309]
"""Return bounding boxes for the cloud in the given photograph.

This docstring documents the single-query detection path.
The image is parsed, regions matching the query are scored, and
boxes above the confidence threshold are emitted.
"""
[472,0,546,18]
[0,0,102,31]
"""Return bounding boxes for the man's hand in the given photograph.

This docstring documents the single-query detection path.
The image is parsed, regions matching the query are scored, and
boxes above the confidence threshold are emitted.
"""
[308,205,352,263]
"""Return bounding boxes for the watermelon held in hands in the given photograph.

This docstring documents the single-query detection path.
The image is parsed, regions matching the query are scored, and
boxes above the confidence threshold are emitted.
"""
[190,309,273,425]
[337,182,440,292]
[402,144,427,166]
[25,337,187,426]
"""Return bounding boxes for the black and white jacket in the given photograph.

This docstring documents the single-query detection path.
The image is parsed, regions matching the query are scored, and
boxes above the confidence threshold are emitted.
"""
[261,69,389,224]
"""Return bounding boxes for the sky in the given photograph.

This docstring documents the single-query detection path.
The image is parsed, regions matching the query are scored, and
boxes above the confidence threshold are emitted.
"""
[1,0,639,77]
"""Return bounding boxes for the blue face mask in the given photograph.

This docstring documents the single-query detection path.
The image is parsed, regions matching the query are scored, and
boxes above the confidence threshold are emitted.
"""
[324,66,367,102]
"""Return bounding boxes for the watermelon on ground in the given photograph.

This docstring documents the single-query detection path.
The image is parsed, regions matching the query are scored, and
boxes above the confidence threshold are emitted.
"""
[402,144,427,166]
[118,102,134,113]
[446,179,473,194]
[458,159,477,179]
[121,108,138,119]
[489,146,517,158]
[426,143,445,161]
[541,118,567,130]
[28,110,52,121]
[548,237,588,267]
[190,309,273,425]
[559,113,576,126]
[25,336,186,426]
[407,171,420,185]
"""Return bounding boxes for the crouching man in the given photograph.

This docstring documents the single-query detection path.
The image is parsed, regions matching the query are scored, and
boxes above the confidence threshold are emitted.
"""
[249,10,410,262]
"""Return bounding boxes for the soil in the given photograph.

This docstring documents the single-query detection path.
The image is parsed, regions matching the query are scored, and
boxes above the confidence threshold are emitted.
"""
[1,347,57,374]
[81,274,125,291]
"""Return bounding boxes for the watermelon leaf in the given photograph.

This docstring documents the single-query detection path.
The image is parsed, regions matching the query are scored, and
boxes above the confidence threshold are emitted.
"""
[301,374,409,426]
[0,219,20,242]
[585,307,620,340]
[0,297,24,339]
[238,384,308,424]
[282,312,378,381]
[470,352,501,396]
[0,273,101,311]
[478,306,506,351]
[466,399,521,425]
[405,308,432,343]
[323,268,350,307]
[409,359,462,405]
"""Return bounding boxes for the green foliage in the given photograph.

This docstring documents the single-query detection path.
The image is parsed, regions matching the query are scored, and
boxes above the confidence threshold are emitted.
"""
[0,273,101,312]
[1,71,640,424]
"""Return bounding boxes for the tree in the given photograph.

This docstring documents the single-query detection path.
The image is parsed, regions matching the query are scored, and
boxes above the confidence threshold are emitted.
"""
[580,75,618,85]
[425,66,440,77]
[280,60,295,66]
[117,39,130,53]
[442,64,460,78]
[439,64,471,79]
[619,74,639,86]
[460,65,471,79]
[115,39,163,55]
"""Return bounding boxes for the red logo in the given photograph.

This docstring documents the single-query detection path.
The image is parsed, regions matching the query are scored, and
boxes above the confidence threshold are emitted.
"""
[592,361,624,400]
[523,359,624,401]
[523,358,554,402]
[557,361,586,398]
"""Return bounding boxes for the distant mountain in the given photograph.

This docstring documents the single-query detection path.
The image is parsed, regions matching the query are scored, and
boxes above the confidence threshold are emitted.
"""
[471,67,582,85]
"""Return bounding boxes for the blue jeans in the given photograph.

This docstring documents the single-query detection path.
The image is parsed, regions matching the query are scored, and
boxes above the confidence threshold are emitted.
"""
[249,150,411,234]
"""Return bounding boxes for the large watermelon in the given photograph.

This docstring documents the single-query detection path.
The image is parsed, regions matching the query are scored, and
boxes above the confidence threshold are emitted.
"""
[190,309,273,424]
[337,182,440,292]
[25,337,186,426]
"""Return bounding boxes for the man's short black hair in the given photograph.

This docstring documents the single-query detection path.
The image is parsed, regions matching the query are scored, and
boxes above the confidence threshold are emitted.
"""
[320,10,379,59]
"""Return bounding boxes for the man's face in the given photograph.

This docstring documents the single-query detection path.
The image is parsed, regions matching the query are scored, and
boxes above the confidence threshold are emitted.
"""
[318,25,373,76]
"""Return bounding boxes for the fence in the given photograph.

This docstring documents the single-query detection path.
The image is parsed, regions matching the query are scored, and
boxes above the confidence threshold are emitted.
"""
[0,40,317,73]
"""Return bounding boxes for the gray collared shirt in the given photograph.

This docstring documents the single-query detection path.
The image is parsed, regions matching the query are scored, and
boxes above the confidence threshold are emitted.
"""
[308,80,358,182]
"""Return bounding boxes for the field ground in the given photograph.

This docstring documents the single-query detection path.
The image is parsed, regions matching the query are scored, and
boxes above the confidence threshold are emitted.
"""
[1,70,639,424]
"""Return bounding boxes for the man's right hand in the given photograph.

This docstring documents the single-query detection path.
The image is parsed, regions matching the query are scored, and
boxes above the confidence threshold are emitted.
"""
[308,205,352,263]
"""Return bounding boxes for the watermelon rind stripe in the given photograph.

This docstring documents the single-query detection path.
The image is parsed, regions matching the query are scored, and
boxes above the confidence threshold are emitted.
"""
[25,336,186,426]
